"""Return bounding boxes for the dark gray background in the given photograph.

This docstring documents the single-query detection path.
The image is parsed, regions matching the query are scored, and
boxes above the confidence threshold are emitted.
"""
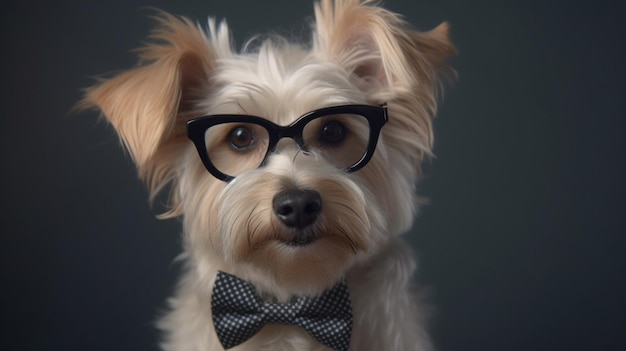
[2,0,625,350]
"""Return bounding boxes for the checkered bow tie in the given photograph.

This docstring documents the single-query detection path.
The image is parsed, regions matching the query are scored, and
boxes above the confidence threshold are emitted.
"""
[211,271,352,351]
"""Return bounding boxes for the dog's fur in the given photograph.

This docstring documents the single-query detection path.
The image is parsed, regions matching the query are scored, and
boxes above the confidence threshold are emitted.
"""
[80,0,454,350]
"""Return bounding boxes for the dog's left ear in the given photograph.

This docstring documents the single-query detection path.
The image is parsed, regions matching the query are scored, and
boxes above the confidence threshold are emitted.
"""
[313,0,455,163]
[313,0,454,93]
[79,12,216,193]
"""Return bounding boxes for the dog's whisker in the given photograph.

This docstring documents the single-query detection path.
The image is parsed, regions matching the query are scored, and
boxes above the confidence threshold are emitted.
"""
[245,203,262,249]
[333,225,359,254]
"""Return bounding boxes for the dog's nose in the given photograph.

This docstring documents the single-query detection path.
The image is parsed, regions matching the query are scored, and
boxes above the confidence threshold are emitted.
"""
[272,189,322,229]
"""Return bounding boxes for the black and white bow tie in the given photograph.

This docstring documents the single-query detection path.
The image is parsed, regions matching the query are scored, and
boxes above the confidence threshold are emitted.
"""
[211,271,352,351]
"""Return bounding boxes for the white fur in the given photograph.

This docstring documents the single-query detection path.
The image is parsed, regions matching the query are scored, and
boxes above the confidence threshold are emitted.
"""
[81,1,454,350]
[157,239,431,351]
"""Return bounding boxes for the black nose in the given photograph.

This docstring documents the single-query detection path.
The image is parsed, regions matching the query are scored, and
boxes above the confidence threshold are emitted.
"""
[272,189,322,229]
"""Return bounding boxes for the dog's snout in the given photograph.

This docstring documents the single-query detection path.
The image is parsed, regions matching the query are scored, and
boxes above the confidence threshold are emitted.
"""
[272,189,322,229]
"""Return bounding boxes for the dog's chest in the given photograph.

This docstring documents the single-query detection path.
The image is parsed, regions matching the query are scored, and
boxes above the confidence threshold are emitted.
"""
[233,325,332,351]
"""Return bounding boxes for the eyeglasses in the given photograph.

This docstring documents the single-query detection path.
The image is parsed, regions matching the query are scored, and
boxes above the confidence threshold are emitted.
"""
[187,104,388,182]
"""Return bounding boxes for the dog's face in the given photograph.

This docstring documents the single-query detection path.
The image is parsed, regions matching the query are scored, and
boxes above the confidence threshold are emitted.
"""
[81,0,454,298]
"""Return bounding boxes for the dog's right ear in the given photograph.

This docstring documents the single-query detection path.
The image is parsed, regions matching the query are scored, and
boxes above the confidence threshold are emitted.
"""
[78,12,219,193]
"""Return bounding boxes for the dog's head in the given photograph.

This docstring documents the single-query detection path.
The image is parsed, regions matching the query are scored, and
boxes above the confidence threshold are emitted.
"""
[81,0,454,298]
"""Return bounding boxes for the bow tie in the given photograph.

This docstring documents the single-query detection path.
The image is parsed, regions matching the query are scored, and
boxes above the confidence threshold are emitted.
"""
[211,271,352,351]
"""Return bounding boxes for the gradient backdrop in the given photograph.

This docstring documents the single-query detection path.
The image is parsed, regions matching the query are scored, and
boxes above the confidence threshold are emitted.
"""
[2,0,625,350]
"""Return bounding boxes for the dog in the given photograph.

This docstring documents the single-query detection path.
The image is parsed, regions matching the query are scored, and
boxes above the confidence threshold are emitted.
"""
[80,0,454,350]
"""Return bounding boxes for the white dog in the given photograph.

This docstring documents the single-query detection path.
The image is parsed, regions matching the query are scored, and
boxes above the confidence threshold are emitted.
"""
[81,0,454,350]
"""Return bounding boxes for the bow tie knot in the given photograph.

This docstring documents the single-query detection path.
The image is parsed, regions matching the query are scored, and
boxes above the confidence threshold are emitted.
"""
[211,271,352,350]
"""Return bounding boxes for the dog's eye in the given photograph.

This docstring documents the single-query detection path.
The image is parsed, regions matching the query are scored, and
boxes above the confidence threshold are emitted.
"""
[228,126,254,150]
[320,120,346,144]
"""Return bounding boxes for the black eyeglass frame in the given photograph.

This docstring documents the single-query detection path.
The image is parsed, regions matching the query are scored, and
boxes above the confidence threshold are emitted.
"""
[187,104,388,182]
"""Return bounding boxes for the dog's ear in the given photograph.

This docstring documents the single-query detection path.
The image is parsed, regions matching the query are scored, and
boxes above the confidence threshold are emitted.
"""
[313,0,455,164]
[313,0,454,93]
[79,12,217,194]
